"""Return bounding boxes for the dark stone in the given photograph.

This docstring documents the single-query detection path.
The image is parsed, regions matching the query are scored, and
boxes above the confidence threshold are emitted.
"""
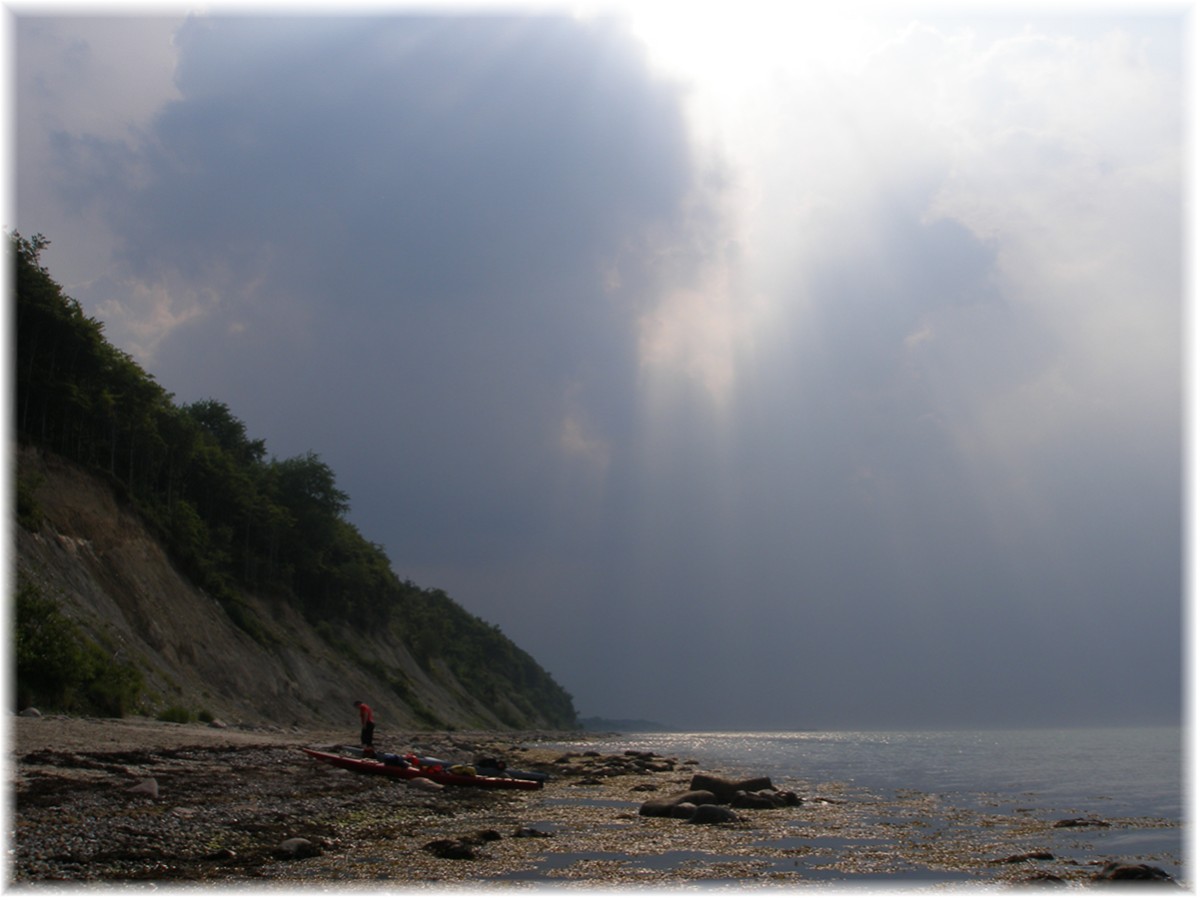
[777,790,801,807]
[689,773,774,803]
[424,839,477,860]
[994,851,1055,864]
[1094,862,1174,882]
[669,802,697,820]
[513,826,553,838]
[422,829,501,860]
[1053,817,1110,828]
[732,790,782,809]
[687,804,740,825]
[638,759,676,772]
[638,789,718,817]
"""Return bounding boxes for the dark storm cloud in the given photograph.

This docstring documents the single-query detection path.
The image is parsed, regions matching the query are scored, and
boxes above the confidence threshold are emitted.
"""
[76,14,695,571]
[118,16,688,301]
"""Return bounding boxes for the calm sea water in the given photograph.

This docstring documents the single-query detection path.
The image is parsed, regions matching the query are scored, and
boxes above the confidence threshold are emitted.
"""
[550,726,1186,876]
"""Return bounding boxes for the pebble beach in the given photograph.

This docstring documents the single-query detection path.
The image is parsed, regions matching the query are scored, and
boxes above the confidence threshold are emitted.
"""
[8,715,1181,888]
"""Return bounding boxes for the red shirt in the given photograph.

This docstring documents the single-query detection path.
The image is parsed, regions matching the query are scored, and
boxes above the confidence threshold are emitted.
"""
[358,703,374,725]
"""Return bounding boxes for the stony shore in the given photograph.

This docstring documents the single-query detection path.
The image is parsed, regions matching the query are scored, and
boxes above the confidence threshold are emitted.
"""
[7,715,1182,888]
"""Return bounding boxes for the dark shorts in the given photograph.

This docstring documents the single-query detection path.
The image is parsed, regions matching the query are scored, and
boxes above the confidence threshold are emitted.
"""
[361,722,375,746]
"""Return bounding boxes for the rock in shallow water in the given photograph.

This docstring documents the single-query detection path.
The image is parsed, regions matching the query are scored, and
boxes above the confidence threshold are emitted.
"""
[1094,862,1174,882]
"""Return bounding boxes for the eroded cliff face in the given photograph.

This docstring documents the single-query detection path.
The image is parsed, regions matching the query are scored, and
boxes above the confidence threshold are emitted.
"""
[14,445,540,732]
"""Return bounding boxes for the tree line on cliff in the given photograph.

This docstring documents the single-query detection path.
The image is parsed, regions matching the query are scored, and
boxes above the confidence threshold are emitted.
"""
[12,232,578,728]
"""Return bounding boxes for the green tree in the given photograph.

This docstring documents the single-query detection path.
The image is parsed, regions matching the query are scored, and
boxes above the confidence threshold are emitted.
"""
[14,579,143,715]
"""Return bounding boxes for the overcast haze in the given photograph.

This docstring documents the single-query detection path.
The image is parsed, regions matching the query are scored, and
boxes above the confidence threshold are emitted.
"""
[10,6,1185,729]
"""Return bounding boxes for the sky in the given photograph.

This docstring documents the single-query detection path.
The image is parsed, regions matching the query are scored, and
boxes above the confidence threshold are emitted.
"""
[6,2,1190,729]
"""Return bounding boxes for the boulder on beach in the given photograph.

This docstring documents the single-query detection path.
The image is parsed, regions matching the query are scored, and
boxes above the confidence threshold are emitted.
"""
[733,788,801,809]
[1093,862,1174,882]
[689,773,774,803]
[425,838,477,860]
[513,826,554,838]
[424,830,502,861]
[687,804,740,825]
[638,789,718,817]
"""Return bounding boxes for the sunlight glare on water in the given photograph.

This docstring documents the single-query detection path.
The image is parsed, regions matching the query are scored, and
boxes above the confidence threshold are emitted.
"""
[559,727,1183,819]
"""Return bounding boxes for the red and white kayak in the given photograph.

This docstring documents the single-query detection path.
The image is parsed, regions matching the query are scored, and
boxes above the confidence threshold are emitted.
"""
[302,748,544,790]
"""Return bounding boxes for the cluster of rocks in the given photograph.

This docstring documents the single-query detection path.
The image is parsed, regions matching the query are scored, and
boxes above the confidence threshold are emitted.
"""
[551,748,685,784]
[638,773,801,825]
[1010,859,1175,885]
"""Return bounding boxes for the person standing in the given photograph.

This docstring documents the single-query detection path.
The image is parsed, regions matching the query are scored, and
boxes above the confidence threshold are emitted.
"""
[353,700,375,750]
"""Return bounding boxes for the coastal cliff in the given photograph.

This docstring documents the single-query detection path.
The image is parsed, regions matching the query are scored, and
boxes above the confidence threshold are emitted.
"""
[15,443,576,731]
[12,232,577,732]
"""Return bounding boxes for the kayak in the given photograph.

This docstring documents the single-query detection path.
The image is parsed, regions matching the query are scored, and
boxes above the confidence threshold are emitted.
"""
[473,764,549,783]
[302,748,544,790]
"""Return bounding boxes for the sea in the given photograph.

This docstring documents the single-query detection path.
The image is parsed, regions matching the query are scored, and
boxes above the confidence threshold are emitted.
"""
[545,726,1187,885]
